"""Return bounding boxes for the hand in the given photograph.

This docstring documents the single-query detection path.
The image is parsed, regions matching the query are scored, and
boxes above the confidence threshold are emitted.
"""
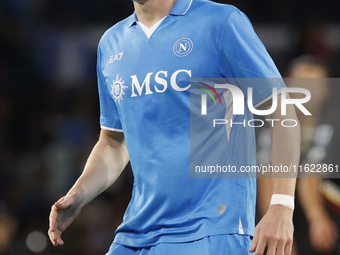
[48,194,82,246]
[309,214,338,253]
[250,205,294,255]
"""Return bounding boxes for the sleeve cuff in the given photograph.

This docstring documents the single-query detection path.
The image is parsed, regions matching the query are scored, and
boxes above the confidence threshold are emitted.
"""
[100,125,124,132]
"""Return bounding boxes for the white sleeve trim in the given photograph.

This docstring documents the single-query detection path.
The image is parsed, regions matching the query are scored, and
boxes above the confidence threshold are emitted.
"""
[183,0,193,15]
[100,125,124,132]
[254,88,282,109]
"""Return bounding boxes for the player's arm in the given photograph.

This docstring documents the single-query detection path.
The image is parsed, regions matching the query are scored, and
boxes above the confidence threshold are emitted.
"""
[250,94,300,255]
[48,129,129,246]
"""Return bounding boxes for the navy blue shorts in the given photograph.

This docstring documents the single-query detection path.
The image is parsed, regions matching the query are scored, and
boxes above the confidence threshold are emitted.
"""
[106,234,252,255]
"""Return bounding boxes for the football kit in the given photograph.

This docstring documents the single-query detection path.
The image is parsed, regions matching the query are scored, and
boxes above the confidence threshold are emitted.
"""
[97,0,285,252]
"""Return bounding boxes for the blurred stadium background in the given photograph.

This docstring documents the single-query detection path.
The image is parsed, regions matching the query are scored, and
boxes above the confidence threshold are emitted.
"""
[0,0,339,254]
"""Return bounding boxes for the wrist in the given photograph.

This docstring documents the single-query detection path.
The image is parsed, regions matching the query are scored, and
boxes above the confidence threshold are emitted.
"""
[66,191,85,208]
[268,203,294,220]
[270,194,295,210]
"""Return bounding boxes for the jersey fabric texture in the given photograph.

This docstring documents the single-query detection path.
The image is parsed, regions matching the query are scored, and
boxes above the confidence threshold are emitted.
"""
[97,0,285,248]
[106,234,252,255]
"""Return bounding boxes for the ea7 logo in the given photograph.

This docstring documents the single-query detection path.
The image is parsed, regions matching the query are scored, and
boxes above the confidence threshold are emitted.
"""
[201,84,311,116]
[110,52,124,63]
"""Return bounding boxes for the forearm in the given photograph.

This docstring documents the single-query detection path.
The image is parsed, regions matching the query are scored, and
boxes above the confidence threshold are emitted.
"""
[271,103,300,197]
[66,130,129,208]
[250,104,299,253]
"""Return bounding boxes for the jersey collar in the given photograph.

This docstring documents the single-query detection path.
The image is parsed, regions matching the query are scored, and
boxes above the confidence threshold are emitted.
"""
[128,13,138,28]
[170,0,193,16]
[128,0,193,28]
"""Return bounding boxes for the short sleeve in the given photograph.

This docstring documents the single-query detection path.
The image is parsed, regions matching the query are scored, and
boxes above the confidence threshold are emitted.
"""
[97,45,123,132]
[219,8,286,106]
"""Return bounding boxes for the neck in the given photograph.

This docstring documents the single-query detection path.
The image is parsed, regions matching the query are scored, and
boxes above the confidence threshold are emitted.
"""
[134,0,177,28]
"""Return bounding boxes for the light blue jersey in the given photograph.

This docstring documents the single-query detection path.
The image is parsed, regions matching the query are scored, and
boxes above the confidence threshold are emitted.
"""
[97,0,285,248]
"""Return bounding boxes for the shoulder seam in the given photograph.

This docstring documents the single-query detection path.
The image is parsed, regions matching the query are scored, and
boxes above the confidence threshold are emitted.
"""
[218,7,239,78]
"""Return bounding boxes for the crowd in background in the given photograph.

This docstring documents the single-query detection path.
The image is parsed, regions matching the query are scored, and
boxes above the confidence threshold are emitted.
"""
[0,0,339,254]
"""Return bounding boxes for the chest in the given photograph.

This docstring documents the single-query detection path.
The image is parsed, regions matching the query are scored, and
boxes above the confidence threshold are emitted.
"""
[101,18,222,107]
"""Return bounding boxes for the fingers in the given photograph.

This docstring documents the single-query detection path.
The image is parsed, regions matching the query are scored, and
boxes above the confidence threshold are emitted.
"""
[254,238,267,255]
[253,236,293,255]
[250,228,291,255]
[249,229,267,255]
[56,230,64,246]
[48,228,64,246]
[48,228,58,246]
[249,227,260,252]
[48,204,64,245]
[249,227,267,255]
[49,204,58,232]
[275,240,285,255]
[48,195,80,247]
[48,198,69,247]
[266,242,277,255]
[284,241,293,255]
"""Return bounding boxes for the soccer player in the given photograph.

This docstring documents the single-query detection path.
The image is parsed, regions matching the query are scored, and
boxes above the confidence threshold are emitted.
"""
[48,0,300,254]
